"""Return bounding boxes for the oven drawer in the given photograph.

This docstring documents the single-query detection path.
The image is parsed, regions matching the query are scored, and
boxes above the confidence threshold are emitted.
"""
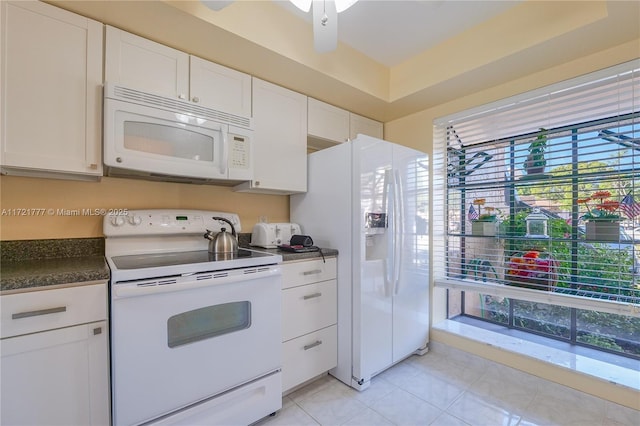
[282,279,337,342]
[282,257,337,290]
[282,325,337,393]
[0,283,107,339]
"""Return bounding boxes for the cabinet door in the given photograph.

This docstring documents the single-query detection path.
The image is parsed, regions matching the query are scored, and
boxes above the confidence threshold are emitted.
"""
[350,113,383,140]
[235,78,307,194]
[308,98,350,144]
[189,56,251,117]
[105,25,189,100]
[0,1,103,176]
[0,321,110,426]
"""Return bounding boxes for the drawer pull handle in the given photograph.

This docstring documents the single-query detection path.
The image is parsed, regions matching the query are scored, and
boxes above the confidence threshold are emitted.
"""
[303,292,322,300]
[303,269,322,276]
[12,306,66,320]
[304,340,322,350]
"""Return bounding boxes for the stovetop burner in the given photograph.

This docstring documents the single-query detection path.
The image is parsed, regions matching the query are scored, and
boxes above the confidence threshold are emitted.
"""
[104,209,282,283]
[111,248,272,270]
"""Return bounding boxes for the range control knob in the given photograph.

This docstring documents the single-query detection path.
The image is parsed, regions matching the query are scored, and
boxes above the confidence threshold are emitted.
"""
[127,215,142,226]
[110,215,125,227]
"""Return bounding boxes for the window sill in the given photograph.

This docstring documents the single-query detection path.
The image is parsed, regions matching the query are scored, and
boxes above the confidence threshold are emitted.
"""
[431,319,640,392]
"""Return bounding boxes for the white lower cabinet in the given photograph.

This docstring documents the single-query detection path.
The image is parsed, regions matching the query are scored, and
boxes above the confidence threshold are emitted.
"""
[281,258,337,393]
[0,283,110,426]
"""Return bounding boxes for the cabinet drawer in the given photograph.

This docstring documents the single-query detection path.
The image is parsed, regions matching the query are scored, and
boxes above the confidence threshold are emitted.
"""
[282,325,337,393]
[282,280,337,341]
[1,283,107,339]
[282,257,337,289]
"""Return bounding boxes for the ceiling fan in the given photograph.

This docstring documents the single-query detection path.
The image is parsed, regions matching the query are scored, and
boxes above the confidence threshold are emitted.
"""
[290,0,359,52]
[201,0,359,53]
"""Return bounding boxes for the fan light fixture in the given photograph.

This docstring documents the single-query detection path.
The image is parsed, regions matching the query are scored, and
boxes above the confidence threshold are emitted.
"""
[290,0,359,52]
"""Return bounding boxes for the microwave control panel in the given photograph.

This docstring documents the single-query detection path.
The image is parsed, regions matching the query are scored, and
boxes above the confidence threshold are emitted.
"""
[229,134,249,169]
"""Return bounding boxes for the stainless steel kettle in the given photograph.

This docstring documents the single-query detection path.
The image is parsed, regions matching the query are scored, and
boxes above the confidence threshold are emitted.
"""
[203,217,238,254]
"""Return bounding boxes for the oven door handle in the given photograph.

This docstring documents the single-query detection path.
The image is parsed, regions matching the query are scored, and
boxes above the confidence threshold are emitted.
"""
[113,266,281,298]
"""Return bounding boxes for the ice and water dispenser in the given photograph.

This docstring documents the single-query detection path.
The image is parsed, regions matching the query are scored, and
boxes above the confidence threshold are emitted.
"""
[365,212,388,260]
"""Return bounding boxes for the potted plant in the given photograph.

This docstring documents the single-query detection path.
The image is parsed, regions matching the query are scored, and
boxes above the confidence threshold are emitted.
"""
[470,198,499,236]
[578,190,622,241]
[523,128,548,177]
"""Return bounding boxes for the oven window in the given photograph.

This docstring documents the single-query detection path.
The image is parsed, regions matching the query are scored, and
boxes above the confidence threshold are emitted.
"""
[167,302,251,348]
[123,121,214,161]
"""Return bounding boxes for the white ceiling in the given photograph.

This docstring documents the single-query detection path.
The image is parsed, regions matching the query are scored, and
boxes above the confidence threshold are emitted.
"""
[275,0,522,66]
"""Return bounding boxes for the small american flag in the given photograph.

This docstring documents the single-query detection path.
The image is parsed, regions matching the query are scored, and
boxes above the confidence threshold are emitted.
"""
[620,193,640,219]
[468,204,479,221]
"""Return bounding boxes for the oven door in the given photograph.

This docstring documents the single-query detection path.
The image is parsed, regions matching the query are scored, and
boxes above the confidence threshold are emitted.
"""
[104,97,229,180]
[110,266,281,426]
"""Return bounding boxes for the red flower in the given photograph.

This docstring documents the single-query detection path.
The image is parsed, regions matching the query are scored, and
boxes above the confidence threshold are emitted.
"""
[591,190,612,200]
[598,200,620,212]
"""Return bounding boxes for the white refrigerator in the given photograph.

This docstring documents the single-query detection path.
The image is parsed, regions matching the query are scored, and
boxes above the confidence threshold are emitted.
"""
[290,134,429,390]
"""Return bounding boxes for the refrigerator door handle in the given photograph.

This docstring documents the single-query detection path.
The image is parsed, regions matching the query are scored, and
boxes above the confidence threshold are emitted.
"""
[393,169,404,294]
[384,169,394,297]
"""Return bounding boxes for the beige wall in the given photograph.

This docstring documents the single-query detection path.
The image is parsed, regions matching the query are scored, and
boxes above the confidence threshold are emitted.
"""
[0,176,288,240]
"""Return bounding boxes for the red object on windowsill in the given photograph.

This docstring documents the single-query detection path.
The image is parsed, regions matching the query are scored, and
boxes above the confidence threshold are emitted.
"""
[506,250,558,291]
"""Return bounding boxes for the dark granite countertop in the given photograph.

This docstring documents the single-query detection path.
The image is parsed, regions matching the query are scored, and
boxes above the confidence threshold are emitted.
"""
[0,236,336,293]
[239,233,338,262]
[1,256,110,292]
[1,238,109,293]
[238,232,338,262]
[249,247,338,262]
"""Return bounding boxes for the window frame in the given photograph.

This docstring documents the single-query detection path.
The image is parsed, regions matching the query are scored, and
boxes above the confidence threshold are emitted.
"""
[433,62,640,333]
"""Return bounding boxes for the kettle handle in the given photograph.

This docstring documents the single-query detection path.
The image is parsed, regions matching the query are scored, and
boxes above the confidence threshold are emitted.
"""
[211,217,237,237]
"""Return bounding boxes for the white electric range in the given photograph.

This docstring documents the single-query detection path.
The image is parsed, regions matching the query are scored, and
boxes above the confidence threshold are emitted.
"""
[104,209,283,426]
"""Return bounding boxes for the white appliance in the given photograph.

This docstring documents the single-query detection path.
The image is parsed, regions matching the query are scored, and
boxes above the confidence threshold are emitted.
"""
[291,134,430,390]
[104,210,282,426]
[103,83,252,184]
[250,222,301,248]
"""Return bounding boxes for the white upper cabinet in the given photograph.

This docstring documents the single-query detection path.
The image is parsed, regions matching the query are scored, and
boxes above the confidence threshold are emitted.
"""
[0,0,103,179]
[105,25,189,101]
[350,112,383,140]
[234,78,307,194]
[105,26,251,118]
[308,98,350,147]
[189,56,251,118]
[307,98,383,150]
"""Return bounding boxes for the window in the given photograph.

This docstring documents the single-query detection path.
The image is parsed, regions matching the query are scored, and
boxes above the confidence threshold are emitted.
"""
[433,60,640,359]
[167,302,251,348]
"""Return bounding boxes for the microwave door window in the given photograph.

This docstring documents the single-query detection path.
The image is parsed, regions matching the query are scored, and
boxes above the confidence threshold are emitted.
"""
[123,121,214,162]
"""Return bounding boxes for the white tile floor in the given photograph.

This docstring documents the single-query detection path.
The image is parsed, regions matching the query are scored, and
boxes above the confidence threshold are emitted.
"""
[256,344,639,426]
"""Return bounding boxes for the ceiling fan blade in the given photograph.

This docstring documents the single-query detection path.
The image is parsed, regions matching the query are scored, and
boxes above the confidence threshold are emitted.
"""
[312,0,337,53]
[290,0,312,13]
[200,1,234,11]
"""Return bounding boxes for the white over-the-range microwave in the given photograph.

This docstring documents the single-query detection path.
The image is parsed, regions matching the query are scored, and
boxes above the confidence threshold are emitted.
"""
[103,83,252,184]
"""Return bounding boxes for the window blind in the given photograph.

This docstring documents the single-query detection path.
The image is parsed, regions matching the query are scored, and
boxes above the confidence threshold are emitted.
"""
[433,60,640,317]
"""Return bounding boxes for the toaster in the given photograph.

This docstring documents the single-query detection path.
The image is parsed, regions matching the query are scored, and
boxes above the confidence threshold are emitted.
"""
[250,222,301,248]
